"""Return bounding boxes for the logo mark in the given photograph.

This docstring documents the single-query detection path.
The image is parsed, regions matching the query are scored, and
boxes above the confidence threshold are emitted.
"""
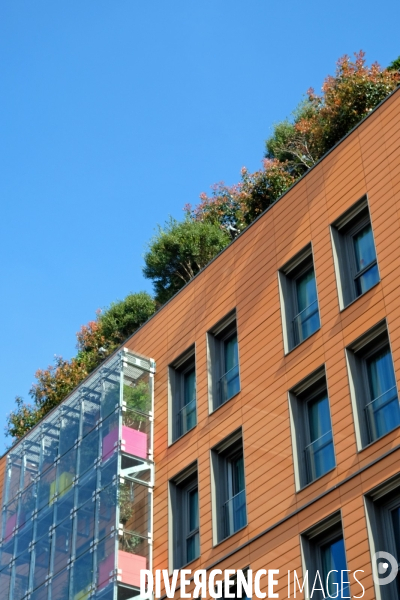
[372,552,398,585]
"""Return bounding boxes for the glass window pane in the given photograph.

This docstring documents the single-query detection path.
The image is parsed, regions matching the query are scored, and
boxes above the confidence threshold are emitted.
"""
[307,393,331,441]
[188,488,198,532]
[353,224,376,272]
[367,347,396,399]
[184,370,196,406]
[321,536,348,597]
[391,506,400,559]
[224,335,238,374]
[186,531,199,564]
[366,347,400,440]
[293,268,320,344]
[231,456,245,496]
[296,269,317,312]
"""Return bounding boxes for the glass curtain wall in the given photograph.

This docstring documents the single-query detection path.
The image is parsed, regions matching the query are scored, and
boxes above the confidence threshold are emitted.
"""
[0,349,155,600]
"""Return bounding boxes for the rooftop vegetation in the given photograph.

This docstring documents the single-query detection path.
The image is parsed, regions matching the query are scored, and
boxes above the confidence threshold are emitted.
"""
[6,52,399,442]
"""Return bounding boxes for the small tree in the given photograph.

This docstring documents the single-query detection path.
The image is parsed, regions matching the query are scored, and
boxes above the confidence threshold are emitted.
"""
[190,160,295,232]
[6,292,156,441]
[266,52,400,171]
[143,218,230,304]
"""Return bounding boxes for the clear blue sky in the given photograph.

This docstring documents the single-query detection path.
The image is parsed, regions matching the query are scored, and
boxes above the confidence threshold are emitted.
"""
[0,1,398,452]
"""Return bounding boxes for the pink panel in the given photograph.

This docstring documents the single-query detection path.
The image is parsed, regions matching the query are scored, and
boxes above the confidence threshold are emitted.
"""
[118,550,147,588]
[121,426,147,459]
[5,513,17,540]
[102,428,119,462]
[98,553,115,590]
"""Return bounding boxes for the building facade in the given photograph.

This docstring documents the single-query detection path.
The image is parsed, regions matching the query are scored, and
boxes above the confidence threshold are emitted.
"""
[1,87,400,600]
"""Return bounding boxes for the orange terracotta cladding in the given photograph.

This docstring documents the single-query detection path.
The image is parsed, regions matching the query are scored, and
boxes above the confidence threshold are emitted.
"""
[3,87,400,598]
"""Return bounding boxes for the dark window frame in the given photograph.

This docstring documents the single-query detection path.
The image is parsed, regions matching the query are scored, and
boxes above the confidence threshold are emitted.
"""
[207,311,241,413]
[168,347,197,444]
[301,512,349,600]
[169,463,200,570]
[211,430,247,544]
[346,321,399,450]
[278,244,320,354]
[331,196,380,310]
[365,475,400,600]
[289,367,336,490]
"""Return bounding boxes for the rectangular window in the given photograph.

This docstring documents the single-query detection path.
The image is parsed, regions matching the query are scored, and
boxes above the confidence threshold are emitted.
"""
[207,311,240,412]
[331,197,379,309]
[169,463,200,569]
[169,347,197,443]
[346,321,400,450]
[301,513,349,599]
[278,244,320,353]
[210,430,247,544]
[289,367,335,490]
[365,475,400,600]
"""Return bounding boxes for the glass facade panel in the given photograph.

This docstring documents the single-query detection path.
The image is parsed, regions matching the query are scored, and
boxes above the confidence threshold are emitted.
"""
[50,567,70,600]
[0,349,154,600]
[52,518,73,576]
[12,548,31,600]
[78,426,99,477]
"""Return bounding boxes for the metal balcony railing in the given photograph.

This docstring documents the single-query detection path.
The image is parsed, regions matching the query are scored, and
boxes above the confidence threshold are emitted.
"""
[305,430,335,483]
[223,489,246,539]
[365,386,400,442]
[292,300,319,346]
[218,364,240,407]
[177,398,197,438]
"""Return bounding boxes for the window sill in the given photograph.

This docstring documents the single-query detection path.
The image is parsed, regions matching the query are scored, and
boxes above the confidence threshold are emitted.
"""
[357,422,400,454]
[339,279,380,313]
[175,554,201,572]
[285,327,321,356]
[210,390,241,416]
[214,523,247,548]
[296,465,336,493]
[169,423,197,447]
